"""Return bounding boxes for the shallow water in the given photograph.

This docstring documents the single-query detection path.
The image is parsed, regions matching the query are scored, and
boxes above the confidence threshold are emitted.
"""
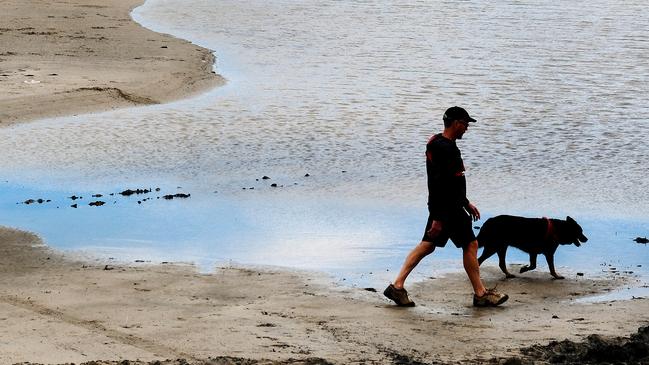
[2,181,647,295]
[1,0,648,294]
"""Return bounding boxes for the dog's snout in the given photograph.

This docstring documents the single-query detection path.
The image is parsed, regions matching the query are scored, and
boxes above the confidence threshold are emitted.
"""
[579,234,588,242]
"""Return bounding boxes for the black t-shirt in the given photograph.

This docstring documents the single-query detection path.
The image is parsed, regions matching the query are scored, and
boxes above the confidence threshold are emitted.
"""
[426,134,469,220]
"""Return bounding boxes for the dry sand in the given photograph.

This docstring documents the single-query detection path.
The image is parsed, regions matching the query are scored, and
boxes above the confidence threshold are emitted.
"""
[0,0,222,126]
[1,226,648,364]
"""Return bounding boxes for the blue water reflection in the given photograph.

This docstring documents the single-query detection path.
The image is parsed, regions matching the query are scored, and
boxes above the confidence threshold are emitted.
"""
[2,181,647,297]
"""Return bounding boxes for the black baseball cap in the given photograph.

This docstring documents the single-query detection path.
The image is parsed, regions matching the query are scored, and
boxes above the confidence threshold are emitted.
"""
[443,106,476,123]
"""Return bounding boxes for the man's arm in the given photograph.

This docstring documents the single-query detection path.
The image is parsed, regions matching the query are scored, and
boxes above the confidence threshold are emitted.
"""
[465,202,480,221]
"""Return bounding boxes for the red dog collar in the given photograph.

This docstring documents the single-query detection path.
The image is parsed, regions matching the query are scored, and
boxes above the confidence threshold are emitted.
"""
[543,217,554,242]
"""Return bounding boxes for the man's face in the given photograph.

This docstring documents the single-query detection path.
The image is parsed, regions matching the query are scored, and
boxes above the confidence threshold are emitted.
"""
[455,119,469,139]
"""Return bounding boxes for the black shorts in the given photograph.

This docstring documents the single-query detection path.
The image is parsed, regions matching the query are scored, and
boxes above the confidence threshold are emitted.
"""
[421,208,476,249]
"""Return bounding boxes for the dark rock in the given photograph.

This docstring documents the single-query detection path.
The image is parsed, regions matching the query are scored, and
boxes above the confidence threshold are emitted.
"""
[634,237,649,244]
[24,199,35,205]
[501,358,526,365]
[92,194,103,197]
[364,288,377,292]
[305,173,310,177]
[262,176,271,180]
[120,188,151,196]
[516,326,649,364]
[36,199,45,204]
[89,201,105,206]
[71,204,78,208]
[256,323,277,327]
[104,265,113,270]
[163,193,191,200]
[384,349,430,365]
[69,195,80,200]
[271,183,278,187]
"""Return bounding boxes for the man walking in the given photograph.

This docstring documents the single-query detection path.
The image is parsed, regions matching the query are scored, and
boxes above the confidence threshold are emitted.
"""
[384,106,508,307]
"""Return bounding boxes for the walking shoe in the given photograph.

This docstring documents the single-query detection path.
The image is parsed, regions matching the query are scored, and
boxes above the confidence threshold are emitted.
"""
[473,288,509,307]
[383,284,415,307]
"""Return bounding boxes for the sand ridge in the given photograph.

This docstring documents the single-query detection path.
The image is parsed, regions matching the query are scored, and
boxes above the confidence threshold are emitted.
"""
[0,0,223,126]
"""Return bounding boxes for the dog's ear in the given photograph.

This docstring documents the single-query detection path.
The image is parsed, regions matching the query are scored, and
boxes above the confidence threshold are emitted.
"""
[567,216,575,223]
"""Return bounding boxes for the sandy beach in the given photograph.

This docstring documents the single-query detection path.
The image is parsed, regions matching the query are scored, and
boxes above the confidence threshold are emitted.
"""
[1,226,648,364]
[0,0,222,126]
[1,0,649,364]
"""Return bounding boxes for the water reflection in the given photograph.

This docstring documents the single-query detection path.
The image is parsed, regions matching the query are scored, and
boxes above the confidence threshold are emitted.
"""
[2,181,647,295]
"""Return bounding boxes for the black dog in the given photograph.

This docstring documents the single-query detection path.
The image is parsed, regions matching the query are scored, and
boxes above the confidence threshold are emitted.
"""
[477,215,588,279]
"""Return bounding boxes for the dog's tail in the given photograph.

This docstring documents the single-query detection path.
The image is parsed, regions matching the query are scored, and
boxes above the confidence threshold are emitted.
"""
[475,217,496,248]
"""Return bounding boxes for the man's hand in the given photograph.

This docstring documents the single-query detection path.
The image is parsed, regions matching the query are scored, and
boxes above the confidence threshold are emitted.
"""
[427,220,443,238]
[466,202,480,221]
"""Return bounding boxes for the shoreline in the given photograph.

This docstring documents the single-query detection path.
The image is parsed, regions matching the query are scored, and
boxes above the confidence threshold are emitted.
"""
[2,225,648,364]
[0,0,223,126]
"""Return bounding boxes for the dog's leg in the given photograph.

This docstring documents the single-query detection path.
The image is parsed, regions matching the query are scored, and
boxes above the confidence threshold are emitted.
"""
[520,253,537,274]
[497,247,515,278]
[546,254,564,280]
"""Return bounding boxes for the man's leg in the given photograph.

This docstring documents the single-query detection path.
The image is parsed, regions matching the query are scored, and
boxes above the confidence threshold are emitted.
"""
[465,239,510,307]
[385,218,441,306]
[385,240,435,306]
[393,241,436,289]
[463,240,486,296]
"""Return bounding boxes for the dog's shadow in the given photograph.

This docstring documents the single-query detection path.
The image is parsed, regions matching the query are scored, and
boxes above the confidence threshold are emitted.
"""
[480,265,611,303]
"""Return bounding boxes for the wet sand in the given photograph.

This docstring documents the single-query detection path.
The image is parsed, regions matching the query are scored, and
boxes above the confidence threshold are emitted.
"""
[2,226,648,364]
[0,0,222,126]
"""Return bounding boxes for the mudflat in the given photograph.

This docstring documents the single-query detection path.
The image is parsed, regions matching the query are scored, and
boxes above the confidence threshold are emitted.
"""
[0,0,222,126]
[1,226,647,364]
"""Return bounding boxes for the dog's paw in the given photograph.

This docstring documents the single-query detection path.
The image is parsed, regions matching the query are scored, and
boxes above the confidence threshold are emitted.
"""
[506,273,516,279]
[552,275,565,280]
[519,266,530,273]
